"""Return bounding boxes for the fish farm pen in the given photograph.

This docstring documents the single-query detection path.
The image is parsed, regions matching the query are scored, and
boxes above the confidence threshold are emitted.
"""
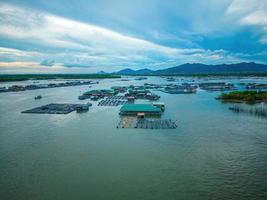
[229,105,267,118]
[117,118,177,129]
[106,96,127,100]
[21,103,91,114]
[98,96,127,106]
[135,119,177,129]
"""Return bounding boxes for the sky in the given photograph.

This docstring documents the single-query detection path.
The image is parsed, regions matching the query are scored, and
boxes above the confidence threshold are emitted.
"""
[0,0,267,73]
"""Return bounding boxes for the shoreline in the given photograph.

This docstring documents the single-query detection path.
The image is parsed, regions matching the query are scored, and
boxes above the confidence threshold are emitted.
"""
[0,74,121,82]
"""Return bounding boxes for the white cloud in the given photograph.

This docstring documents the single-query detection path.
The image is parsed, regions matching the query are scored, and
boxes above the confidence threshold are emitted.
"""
[0,3,178,54]
[0,2,251,73]
[227,0,267,44]
[0,47,42,60]
[226,0,263,15]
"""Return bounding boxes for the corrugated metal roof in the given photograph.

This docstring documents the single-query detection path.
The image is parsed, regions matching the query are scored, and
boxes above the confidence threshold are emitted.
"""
[120,104,161,112]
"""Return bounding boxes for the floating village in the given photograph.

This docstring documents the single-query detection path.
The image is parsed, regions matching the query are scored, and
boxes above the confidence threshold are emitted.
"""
[1,76,266,128]
[0,80,97,93]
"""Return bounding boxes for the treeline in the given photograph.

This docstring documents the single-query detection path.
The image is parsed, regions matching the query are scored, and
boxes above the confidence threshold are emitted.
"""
[0,74,121,82]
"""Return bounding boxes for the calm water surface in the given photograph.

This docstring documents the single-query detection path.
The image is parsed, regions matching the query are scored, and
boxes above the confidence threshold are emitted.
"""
[0,77,267,200]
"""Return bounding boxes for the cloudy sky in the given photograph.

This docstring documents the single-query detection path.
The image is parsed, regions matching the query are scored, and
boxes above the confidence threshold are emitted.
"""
[0,0,267,73]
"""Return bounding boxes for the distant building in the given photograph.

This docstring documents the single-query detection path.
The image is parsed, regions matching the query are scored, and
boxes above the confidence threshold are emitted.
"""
[0,87,7,93]
[8,85,25,92]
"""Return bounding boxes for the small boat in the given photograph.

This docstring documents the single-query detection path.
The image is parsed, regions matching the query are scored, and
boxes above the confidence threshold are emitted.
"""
[34,95,42,100]
[78,95,88,100]
[166,77,175,82]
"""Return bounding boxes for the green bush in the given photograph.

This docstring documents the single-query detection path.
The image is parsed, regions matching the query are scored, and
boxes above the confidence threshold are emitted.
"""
[218,91,267,103]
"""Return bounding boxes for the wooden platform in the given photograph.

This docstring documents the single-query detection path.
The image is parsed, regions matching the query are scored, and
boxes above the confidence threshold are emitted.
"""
[22,103,89,114]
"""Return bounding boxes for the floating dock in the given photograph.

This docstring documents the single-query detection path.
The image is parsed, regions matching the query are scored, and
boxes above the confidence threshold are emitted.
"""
[22,103,91,114]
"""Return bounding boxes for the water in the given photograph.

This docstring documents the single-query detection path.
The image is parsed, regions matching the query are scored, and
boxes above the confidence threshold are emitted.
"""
[0,77,267,200]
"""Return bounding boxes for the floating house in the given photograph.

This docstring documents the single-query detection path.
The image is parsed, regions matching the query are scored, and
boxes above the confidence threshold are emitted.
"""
[199,82,235,91]
[120,104,162,116]
[125,88,160,100]
[162,84,197,94]
[245,83,267,90]
[79,89,117,100]
[144,83,164,89]
[8,85,25,92]
[111,86,127,93]
[163,88,196,94]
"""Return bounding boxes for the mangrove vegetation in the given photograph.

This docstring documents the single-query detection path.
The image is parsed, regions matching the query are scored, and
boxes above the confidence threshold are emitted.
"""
[218,91,267,104]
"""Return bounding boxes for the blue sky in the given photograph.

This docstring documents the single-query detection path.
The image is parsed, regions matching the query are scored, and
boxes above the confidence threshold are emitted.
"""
[0,0,267,73]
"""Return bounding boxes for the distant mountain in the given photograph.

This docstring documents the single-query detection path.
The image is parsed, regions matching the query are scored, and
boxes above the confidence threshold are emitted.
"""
[135,68,153,74]
[153,62,267,74]
[114,62,267,75]
[96,70,108,74]
[115,68,153,75]
[115,68,135,75]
